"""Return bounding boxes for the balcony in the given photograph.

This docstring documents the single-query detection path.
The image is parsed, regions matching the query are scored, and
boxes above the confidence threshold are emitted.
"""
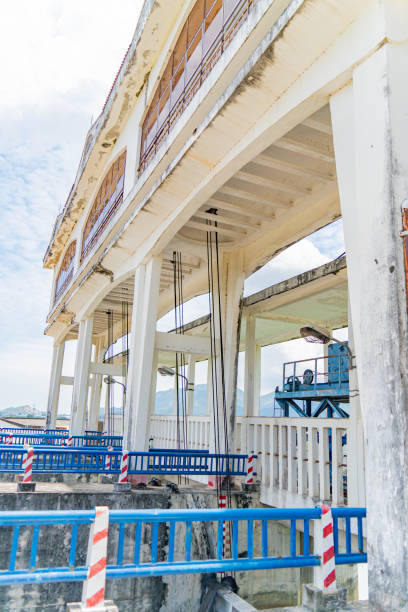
[139,0,259,172]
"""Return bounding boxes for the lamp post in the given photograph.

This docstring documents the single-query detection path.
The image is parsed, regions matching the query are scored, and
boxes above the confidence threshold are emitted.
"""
[158,366,194,393]
[299,326,353,359]
[103,376,127,393]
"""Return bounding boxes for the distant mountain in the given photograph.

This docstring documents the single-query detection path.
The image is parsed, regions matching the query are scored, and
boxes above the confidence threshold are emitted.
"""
[154,384,278,417]
[0,405,46,418]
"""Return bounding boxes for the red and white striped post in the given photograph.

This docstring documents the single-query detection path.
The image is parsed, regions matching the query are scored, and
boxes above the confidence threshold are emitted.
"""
[66,435,73,447]
[105,446,113,474]
[6,434,13,445]
[119,450,129,483]
[22,446,34,483]
[218,495,231,558]
[245,455,256,485]
[314,504,337,591]
[321,505,336,590]
[82,506,109,609]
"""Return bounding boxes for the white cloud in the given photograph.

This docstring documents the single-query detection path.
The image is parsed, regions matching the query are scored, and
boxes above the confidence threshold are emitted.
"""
[0,2,142,412]
[244,235,332,296]
[0,1,143,114]
[0,2,346,415]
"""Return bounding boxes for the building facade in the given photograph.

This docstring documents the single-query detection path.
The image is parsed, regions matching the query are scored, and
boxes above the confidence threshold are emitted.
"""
[43,1,408,608]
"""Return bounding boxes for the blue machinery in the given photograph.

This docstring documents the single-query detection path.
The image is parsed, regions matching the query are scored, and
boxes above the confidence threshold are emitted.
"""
[0,447,248,477]
[0,506,366,585]
[274,343,350,418]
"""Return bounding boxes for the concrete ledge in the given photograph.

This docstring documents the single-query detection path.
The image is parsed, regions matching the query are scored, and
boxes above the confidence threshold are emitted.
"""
[215,587,257,611]
[241,483,260,493]
[114,482,132,492]
[67,600,118,611]
[302,584,347,611]
[17,482,36,492]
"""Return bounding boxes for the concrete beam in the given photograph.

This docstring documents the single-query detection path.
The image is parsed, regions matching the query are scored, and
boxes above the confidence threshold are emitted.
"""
[155,331,210,356]
[88,363,123,377]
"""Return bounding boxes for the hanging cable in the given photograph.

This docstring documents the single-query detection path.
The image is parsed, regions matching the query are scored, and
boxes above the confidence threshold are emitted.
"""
[206,210,233,565]
[106,310,114,436]
[121,292,129,437]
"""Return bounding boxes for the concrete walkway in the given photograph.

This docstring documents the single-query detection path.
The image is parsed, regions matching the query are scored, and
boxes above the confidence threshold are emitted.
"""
[264,602,369,611]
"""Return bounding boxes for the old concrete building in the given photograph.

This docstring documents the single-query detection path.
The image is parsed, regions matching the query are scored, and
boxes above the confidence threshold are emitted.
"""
[43,0,408,609]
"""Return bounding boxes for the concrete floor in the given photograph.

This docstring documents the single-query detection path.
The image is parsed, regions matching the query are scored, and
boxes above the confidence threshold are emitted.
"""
[264,602,369,611]
[0,476,214,494]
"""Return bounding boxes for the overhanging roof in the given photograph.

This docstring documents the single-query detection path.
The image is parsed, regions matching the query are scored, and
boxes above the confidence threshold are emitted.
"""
[158,255,347,366]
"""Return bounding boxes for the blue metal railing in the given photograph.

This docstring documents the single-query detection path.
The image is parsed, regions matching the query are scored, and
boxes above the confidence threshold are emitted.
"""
[0,448,248,476]
[0,506,366,585]
[149,448,209,454]
[0,433,122,448]
[281,347,349,396]
[0,428,66,435]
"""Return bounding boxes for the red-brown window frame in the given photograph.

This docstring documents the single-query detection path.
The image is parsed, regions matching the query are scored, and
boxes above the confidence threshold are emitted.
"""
[81,150,127,263]
[54,240,76,303]
[139,0,257,172]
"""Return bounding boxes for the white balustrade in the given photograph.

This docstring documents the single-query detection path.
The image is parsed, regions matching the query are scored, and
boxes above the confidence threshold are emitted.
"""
[238,417,349,507]
[149,414,353,506]
[149,415,211,451]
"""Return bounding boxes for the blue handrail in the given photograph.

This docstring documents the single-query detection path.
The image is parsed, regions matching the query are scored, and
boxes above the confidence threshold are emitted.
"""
[0,448,249,476]
[148,447,209,454]
[0,433,122,448]
[0,428,67,435]
[0,506,366,585]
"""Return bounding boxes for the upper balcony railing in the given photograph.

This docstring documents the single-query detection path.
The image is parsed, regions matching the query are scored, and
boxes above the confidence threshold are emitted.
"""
[54,240,76,304]
[139,0,258,172]
[80,150,126,264]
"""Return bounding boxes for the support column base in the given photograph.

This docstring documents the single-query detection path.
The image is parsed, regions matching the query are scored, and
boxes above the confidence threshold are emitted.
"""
[241,482,259,493]
[128,474,148,487]
[17,482,36,492]
[302,584,347,611]
[67,600,118,611]
[114,482,132,492]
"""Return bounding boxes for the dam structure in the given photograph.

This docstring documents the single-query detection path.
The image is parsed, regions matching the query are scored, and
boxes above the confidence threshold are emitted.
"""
[2,0,408,610]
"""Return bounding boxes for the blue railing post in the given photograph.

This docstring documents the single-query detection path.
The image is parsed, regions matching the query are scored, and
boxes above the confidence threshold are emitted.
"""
[0,506,366,586]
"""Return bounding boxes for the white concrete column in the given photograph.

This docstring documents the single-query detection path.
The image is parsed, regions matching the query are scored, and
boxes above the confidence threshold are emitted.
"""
[123,257,162,450]
[346,303,365,507]
[70,317,94,435]
[208,251,245,454]
[206,357,212,416]
[46,342,65,428]
[330,12,408,606]
[149,349,159,417]
[172,367,178,416]
[186,355,196,416]
[243,316,261,417]
[103,379,110,433]
[88,342,105,431]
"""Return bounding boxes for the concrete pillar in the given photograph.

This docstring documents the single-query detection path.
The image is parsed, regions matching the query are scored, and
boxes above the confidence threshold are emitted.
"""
[147,349,159,442]
[103,379,110,433]
[45,342,65,428]
[186,355,196,416]
[88,342,105,431]
[243,316,261,417]
[172,366,178,416]
[330,10,408,607]
[208,251,245,454]
[149,349,159,415]
[70,317,94,436]
[346,303,366,508]
[206,357,212,416]
[123,257,161,450]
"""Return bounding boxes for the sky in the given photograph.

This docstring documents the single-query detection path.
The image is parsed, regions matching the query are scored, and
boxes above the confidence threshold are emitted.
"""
[0,1,346,415]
